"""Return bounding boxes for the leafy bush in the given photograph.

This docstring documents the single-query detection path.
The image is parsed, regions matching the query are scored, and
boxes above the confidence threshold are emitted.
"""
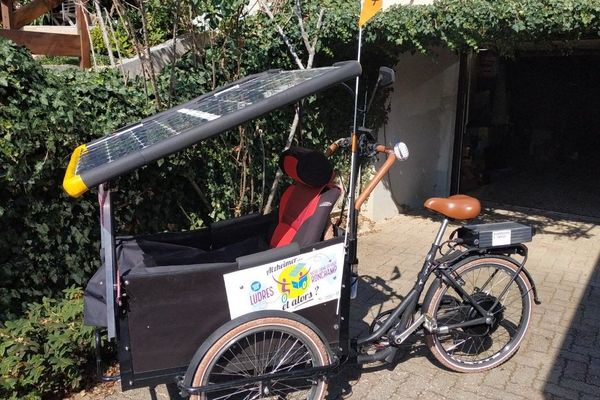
[0,288,94,400]
[365,0,600,56]
[0,39,160,320]
[90,24,135,59]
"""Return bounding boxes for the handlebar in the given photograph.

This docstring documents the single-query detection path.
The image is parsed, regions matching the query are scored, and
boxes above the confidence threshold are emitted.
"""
[325,139,409,211]
[355,145,396,210]
[325,137,351,157]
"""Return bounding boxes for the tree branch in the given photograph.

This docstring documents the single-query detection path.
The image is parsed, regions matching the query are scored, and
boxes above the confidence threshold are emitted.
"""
[306,8,324,68]
[263,105,301,214]
[262,2,326,214]
[294,0,311,53]
[139,0,162,109]
[258,0,304,69]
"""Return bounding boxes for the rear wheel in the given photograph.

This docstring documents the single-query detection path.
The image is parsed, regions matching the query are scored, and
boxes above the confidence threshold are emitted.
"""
[190,316,330,400]
[424,257,533,372]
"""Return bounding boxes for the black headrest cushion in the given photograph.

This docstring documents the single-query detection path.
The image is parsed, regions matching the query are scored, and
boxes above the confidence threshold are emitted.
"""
[279,147,333,187]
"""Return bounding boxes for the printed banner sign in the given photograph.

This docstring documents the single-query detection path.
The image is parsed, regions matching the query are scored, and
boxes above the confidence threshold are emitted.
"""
[223,242,345,319]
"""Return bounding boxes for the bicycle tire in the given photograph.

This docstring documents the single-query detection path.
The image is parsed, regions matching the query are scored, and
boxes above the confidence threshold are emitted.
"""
[190,316,330,400]
[423,256,533,372]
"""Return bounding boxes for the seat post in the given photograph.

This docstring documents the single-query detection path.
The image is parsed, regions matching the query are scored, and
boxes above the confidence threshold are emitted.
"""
[433,218,450,247]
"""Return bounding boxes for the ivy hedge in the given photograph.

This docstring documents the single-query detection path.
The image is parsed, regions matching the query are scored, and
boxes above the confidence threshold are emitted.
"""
[1,41,148,320]
[364,0,600,55]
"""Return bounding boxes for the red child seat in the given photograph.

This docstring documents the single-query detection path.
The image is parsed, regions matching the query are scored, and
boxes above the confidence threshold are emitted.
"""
[270,147,341,248]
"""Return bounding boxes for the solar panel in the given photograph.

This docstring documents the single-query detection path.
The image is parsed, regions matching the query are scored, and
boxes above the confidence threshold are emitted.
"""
[63,61,361,197]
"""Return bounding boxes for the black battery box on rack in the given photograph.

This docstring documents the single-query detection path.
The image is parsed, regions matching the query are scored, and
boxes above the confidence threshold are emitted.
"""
[456,222,534,248]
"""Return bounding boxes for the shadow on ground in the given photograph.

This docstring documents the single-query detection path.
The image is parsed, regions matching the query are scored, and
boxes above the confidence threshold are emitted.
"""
[542,253,600,399]
[326,272,432,399]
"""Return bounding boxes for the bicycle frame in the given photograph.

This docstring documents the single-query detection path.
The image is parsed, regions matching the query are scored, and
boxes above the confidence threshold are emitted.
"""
[348,209,542,362]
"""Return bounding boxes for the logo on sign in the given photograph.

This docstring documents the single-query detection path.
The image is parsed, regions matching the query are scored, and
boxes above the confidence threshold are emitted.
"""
[274,263,313,310]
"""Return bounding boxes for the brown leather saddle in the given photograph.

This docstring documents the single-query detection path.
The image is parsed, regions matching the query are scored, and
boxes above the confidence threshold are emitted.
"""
[424,194,481,220]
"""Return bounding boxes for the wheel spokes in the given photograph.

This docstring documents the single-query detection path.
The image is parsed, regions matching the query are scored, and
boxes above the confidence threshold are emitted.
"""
[206,328,320,400]
[435,265,526,364]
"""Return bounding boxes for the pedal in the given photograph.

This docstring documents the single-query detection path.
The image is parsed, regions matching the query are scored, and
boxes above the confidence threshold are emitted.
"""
[373,339,389,349]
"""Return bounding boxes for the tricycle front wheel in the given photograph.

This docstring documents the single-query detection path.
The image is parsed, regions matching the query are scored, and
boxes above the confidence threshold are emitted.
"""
[190,316,330,400]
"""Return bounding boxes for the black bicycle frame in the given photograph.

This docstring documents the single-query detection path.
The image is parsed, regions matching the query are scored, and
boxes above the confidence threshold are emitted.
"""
[353,217,539,354]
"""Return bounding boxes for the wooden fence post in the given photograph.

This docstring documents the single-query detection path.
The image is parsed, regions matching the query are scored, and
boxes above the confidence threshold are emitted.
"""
[76,0,91,68]
[1,0,14,29]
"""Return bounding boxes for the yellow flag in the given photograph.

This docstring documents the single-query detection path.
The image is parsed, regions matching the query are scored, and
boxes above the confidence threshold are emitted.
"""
[359,0,382,27]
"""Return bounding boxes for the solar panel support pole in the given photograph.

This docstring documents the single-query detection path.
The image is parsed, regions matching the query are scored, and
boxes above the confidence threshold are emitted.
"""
[99,183,118,340]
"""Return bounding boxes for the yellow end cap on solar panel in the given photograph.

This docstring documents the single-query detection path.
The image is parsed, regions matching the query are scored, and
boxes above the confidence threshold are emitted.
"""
[63,144,89,198]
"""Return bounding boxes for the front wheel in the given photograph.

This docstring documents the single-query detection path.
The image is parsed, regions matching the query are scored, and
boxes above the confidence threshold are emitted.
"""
[424,256,533,372]
[190,315,330,400]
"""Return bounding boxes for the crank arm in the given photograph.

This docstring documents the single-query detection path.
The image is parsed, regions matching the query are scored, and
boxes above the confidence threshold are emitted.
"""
[391,313,434,345]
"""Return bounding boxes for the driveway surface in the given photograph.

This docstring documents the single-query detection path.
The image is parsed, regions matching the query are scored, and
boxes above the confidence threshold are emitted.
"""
[76,206,600,400]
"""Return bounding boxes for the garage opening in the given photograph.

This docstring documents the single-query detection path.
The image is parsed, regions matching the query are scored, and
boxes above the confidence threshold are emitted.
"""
[457,46,600,219]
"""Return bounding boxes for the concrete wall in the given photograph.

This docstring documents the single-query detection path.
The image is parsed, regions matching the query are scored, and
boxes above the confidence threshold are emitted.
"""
[364,48,460,220]
[118,34,198,78]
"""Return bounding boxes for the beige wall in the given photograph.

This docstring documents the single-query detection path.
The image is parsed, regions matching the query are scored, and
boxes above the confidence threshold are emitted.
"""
[364,48,460,220]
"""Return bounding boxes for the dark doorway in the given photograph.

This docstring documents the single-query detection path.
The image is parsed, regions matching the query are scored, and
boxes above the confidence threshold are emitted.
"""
[458,50,600,218]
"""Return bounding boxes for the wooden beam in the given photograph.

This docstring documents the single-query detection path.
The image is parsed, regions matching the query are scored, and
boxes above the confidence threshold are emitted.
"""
[76,1,90,68]
[1,0,14,29]
[0,29,81,56]
[12,0,64,30]
[22,25,77,34]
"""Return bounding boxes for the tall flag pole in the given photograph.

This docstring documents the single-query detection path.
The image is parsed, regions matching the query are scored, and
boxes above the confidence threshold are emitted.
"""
[345,0,383,238]
[345,0,383,247]
[352,0,382,136]
[341,0,385,337]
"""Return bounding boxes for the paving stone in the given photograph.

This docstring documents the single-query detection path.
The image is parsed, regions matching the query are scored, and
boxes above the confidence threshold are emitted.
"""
[582,394,600,400]
[475,385,528,400]
[543,383,580,400]
[505,382,544,399]
[563,359,588,382]
[560,377,600,396]
[584,373,600,387]
[559,349,589,363]
[445,387,494,400]
[452,369,485,391]
[482,366,512,389]
[510,365,538,386]
[527,333,553,354]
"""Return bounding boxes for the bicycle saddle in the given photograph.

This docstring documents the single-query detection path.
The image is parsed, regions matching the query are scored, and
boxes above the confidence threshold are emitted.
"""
[424,194,481,220]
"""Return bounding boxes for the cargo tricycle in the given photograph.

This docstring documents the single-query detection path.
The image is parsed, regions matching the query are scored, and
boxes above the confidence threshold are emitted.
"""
[63,60,540,399]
